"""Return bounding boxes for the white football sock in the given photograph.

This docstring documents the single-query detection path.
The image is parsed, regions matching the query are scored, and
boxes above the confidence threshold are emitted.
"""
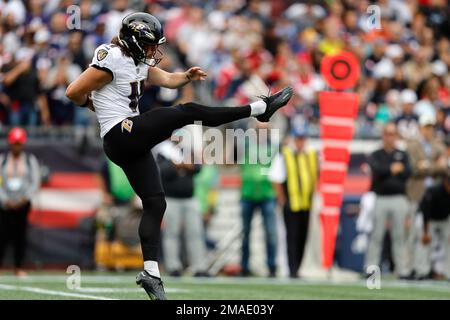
[250,100,267,116]
[144,260,160,278]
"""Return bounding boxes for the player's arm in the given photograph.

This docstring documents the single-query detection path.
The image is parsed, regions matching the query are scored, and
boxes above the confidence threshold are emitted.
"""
[66,67,112,110]
[148,66,207,89]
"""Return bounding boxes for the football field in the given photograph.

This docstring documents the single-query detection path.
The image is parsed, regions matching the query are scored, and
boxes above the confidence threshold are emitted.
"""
[0,271,449,300]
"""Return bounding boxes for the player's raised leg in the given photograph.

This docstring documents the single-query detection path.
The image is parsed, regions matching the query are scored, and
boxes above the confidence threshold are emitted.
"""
[132,86,294,149]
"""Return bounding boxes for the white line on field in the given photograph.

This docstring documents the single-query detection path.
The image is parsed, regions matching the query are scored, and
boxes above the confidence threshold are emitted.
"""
[0,275,136,283]
[0,284,117,300]
[75,287,144,293]
[75,287,189,293]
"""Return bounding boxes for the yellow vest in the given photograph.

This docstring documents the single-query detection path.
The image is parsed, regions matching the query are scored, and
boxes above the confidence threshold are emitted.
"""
[282,146,318,212]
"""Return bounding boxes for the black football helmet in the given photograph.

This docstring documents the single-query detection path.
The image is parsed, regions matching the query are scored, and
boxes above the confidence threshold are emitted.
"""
[118,12,166,66]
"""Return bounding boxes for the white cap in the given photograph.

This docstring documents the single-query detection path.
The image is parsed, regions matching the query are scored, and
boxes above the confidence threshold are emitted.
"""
[431,60,448,76]
[208,11,226,31]
[386,89,400,103]
[419,114,436,127]
[34,28,50,44]
[400,89,417,104]
[385,44,403,59]
[373,59,395,79]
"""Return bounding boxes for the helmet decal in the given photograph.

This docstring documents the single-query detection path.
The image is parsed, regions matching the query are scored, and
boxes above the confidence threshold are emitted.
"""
[119,12,166,66]
[130,22,156,42]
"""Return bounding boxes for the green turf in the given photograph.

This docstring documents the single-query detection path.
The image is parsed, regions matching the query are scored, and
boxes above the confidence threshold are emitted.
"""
[0,271,449,300]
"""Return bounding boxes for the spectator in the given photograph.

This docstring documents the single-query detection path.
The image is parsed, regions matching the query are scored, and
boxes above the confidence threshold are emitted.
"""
[239,121,277,277]
[82,15,108,62]
[405,114,447,278]
[269,127,318,278]
[176,6,219,69]
[1,0,26,26]
[406,114,447,206]
[415,77,440,118]
[430,60,449,107]
[365,122,412,279]
[104,0,133,42]
[293,53,324,107]
[67,31,87,71]
[443,135,450,166]
[0,48,50,126]
[419,164,450,280]
[79,0,103,34]
[318,17,344,55]
[364,39,386,78]
[420,0,449,39]
[48,11,69,53]
[25,0,50,30]
[374,89,401,127]
[0,127,41,277]
[395,89,420,141]
[1,11,23,60]
[45,53,82,126]
[155,140,209,277]
[403,46,432,90]
[435,107,450,139]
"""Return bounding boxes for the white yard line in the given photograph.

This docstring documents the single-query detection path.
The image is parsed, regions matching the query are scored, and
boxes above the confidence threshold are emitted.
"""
[169,277,450,294]
[75,287,144,293]
[0,275,128,283]
[75,287,189,293]
[374,281,450,293]
[0,284,117,300]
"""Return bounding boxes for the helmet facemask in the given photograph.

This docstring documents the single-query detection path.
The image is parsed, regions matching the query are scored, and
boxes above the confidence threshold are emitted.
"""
[141,39,165,67]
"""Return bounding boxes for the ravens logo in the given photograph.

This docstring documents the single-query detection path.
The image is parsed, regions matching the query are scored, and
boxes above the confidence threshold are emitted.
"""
[130,22,156,42]
[97,49,108,61]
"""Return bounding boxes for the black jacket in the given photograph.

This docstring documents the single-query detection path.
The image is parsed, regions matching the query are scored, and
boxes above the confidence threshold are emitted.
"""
[368,148,411,195]
[419,182,450,224]
[157,154,200,198]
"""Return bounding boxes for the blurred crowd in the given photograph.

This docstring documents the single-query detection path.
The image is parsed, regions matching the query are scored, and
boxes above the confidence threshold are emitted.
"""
[0,0,448,137]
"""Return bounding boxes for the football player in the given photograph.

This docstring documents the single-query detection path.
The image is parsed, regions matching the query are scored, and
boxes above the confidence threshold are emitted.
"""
[66,12,293,300]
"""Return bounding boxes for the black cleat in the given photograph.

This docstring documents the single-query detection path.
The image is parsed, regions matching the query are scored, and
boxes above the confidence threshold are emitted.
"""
[256,86,294,122]
[136,270,167,300]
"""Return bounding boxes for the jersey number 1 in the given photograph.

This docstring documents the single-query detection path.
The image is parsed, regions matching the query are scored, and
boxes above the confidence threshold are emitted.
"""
[128,80,145,112]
